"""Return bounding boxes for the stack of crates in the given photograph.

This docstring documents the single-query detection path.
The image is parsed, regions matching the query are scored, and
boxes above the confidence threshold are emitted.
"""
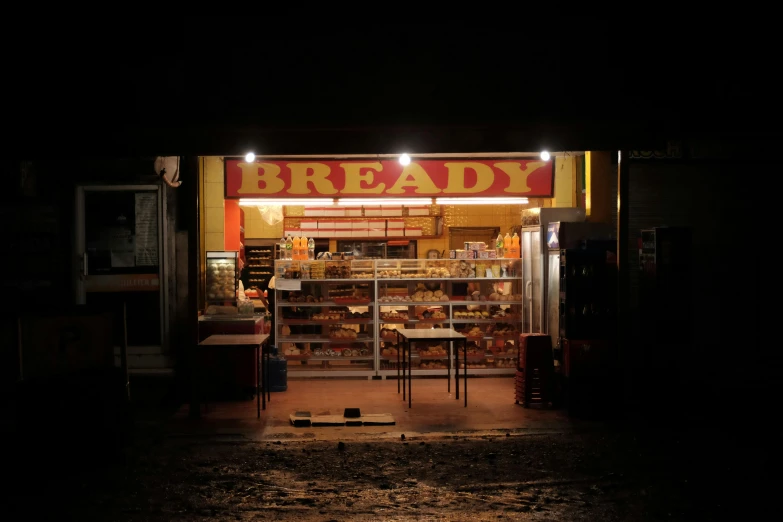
[515,333,553,407]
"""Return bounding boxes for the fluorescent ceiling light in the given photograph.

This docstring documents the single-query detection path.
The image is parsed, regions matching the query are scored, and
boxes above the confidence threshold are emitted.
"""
[238,198,335,206]
[435,197,529,205]
[336,198,432,206]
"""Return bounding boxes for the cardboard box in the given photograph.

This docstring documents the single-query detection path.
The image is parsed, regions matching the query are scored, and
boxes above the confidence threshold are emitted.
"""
[386,228,405,237]
[307,229,320,238]
[408,205,430,216]
[404,227,423,237]
[367,219,386,230]
[304,207,324,217]
[351,220,369,229]
[318,220,335,229]
[381,206,403,217]
[317,228,334,238]
[334,221,353,230]
[352,228,369,237]
[387,219,405,229]
[344,206,363,216]
[364,206,382,216]
[368,228,386,237]
[325,207,346,217]
[300,220,318,229]
[284,228,301,237]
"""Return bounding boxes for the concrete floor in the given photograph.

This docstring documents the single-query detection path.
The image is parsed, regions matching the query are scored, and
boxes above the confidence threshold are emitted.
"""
[170,377,583,441]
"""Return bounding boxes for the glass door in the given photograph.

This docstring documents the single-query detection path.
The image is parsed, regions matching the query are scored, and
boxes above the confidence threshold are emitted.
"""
[75,185,166,350]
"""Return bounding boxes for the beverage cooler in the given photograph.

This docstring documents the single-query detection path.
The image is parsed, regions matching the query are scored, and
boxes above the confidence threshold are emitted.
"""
[519,208,586,335]
[545,222,617,417]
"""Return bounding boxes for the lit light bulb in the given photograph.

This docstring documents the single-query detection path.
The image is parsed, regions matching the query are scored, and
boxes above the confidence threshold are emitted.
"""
[245,152,256,162]
[399,153,411,166]
[540,151,550,161]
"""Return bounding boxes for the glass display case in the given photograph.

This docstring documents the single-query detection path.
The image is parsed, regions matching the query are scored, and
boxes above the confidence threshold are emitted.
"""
[376,258,522,377]
[205,251,239,304]
[274,260,377,377]
[244,240,275,289]
[273,258,522,378]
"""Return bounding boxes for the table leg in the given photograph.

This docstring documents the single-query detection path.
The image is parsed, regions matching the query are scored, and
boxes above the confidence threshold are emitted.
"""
[266,350,270,404]
[447,341,451,394]
[456,341,460,401]
[396,331,401,394]
[255,345,261,418]
[463,339,468,407]
[408,340,412,409]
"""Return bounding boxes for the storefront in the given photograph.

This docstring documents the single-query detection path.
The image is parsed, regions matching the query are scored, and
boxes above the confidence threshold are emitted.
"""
[196,152,612,385]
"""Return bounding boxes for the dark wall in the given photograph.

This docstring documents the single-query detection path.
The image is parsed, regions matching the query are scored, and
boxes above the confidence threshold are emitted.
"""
[0,159,185,385]
[623,152,764,411]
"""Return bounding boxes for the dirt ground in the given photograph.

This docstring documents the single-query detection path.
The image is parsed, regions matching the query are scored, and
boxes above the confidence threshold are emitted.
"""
[5,422,777,522]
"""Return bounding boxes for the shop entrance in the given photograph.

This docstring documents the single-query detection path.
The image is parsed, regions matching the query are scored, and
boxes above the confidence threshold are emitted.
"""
[74,185,168,366]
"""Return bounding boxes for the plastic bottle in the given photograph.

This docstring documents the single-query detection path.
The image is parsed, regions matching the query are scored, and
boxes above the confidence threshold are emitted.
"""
[294,236,302,260]
[511,232,521,258]
[307,237,315,260]
[503,233,511,258]
[279,237,286,259]
[495,234,504,259]
[285,235,293,259]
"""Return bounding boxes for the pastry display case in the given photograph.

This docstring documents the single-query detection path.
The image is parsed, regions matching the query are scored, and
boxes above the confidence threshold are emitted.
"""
[274,260,376,377]
[244,240,275,289]
[205,251,239,305]
[273,258,523,378]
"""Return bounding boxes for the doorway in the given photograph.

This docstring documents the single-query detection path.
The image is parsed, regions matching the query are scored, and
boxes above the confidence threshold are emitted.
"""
[75,185,167,358]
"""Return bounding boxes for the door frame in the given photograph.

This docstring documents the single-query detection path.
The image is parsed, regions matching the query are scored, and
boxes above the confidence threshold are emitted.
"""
[74,184,169,352]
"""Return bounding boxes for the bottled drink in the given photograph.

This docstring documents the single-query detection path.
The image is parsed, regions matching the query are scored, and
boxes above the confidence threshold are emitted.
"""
[495,234,504,258]
[307,237,315,260]
[293,236,302,260]
[503,233,511,258]
[285,235,293,259]
[510,232,521,258]
[278,237,286,259]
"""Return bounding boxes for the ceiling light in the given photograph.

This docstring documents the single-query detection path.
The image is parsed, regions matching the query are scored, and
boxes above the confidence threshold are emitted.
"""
[399,153,411,166]
[435,197,529,205]
[244,152,256,162]
[238,198,335,206]
[337,198,432,206]
[540,151,550,161]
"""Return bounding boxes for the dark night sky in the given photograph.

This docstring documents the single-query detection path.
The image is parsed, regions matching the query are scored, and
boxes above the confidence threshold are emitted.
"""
[4,18,780,153]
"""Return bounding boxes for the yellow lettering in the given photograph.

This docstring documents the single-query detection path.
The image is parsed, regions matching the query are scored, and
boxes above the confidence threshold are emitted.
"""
[494,161,547,194]
[443,162,495,194]
[386,163,442,195]
[340,162,385,194]
[286,163,337,195]
[236,162,285,194]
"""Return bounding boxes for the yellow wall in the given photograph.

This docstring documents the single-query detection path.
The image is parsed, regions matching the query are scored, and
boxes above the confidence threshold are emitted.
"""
[200,155,579,259]
[244,206,284,238]
[203,156,225,251]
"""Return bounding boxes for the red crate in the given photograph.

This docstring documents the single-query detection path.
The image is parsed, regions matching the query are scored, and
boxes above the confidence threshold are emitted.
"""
[515,334,554,408]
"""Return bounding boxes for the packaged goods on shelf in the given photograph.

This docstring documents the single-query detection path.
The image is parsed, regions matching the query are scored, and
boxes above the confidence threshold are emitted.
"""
[304,207,325,217]
[325,207,346,217]
[345,206,362,216]
[407,205,430,216]
[301,220,318,229]
[352,228,370,237]
[381,206,402,216]
[387,228,405,237]
[404,227,423,236]
[364,206,382,216]
[387,219,404,229]
[334,221,352,230]
[351,219,369,229]
[318,220,335,229]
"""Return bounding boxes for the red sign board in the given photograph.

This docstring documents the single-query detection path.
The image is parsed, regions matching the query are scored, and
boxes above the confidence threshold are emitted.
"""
[224,159,554,198]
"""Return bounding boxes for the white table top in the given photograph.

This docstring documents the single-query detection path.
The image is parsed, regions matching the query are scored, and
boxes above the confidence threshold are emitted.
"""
[395,328,466,341]
[199,334,269,346]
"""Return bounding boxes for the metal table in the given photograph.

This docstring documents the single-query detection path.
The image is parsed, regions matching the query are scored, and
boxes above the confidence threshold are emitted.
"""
[191,333,270,418]
[395,328,468,408]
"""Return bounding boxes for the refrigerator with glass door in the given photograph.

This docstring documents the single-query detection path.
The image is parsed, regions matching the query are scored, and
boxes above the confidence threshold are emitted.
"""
[520,207,586,334]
